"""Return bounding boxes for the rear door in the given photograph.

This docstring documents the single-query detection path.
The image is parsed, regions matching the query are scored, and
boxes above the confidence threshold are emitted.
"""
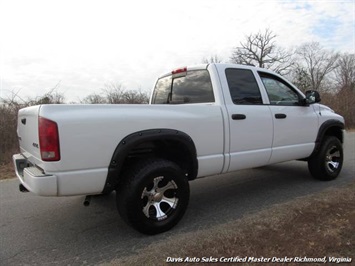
[216,65,273,171]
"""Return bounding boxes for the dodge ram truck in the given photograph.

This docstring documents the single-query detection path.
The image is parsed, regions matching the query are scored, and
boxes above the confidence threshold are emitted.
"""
[13,63,345,234]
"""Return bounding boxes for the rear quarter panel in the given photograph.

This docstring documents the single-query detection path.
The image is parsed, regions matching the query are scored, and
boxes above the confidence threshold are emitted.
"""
[38,104,225,177]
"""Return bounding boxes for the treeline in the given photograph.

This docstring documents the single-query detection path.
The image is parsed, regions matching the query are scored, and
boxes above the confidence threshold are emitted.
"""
[1,29,354,165]
[81,83,149,104]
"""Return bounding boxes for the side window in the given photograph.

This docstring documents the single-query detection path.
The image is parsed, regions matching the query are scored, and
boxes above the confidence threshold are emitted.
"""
[152,70,214,104]
[225,68,262,104]
[259,72,300,105]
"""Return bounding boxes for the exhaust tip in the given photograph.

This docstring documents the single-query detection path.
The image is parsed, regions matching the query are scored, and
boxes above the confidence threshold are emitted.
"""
[83,195,92,206]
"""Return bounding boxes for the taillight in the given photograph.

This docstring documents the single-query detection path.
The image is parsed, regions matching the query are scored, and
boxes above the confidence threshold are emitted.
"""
[39,117,60,161]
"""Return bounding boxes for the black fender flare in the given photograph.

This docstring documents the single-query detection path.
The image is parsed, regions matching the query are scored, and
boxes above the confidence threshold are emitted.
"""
[102,128,198,193]
[309,119,344,158]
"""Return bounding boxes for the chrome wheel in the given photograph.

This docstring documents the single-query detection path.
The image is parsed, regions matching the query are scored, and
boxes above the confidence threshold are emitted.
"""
[117,159,190,234]
[308,136,343,181]
[325,145,341,173]
[141,176,178,221]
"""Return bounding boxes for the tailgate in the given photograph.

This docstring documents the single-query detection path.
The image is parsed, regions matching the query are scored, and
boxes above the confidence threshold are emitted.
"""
[17,105,41,163]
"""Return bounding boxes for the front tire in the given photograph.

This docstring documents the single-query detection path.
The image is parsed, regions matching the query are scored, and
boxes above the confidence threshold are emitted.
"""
[308,136,343,181]
[116,159,189,235]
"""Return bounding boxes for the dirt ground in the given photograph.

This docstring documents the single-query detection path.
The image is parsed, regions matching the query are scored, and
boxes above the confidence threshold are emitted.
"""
[0,163,15,180]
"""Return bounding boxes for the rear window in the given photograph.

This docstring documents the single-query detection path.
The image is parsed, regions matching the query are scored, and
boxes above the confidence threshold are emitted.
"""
[225,68,262,104]
[152,70,215,104]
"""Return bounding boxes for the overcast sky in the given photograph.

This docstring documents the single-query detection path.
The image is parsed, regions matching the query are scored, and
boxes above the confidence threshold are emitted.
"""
[1,0,354,102]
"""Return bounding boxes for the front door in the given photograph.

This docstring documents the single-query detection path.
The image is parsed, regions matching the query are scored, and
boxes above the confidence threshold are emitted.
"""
[257,71,318,163]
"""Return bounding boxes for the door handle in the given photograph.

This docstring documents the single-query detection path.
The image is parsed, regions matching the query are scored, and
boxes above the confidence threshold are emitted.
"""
[275,113,287,119]
[232,114,246,120]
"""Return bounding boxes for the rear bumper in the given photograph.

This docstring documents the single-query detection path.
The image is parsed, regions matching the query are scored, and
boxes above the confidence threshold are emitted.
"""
[12,154,57,196]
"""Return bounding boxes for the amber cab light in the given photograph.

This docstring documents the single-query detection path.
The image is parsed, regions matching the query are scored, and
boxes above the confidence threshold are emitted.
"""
[39,117,60,161]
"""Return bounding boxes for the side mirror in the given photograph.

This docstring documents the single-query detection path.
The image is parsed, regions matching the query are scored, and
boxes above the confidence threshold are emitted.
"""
[305,90,321,104]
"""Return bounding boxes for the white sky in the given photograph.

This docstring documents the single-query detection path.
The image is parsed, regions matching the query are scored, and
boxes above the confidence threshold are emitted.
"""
[1,0,354,102]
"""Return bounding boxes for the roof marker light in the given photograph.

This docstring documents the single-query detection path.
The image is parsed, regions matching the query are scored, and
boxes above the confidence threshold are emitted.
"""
[172,67,187,75]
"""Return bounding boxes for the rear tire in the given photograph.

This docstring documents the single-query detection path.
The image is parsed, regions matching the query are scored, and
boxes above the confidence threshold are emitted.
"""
[116,159,189,235]
[308,136,343,181]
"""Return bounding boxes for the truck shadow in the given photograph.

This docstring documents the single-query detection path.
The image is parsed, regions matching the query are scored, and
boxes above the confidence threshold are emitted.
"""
[78,159,353,239]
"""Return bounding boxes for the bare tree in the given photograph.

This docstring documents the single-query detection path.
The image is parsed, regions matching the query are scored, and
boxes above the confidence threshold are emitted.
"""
[295,42,339,91]
[290,66,313,92]
[102,82,125,104]
[81,93,107,104]
[0,90,27,163]
[35,90,65,104]
[82,83,149,104]
[122,90,149,104]
[230,29,294,75]
[202,54,223,64]
[334,53,355,91]
[28,82,65,105]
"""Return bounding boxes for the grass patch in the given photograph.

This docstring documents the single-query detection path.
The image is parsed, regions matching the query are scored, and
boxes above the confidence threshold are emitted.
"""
[111,182,355,265]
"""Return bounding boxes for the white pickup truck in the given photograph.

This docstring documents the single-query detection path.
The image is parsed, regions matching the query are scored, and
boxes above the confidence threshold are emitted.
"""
[13,63,345,234]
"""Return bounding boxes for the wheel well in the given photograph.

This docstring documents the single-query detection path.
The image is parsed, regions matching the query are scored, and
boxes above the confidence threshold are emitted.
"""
[103,129,198,193]
[308,120,344,159]
[324,126,343,143]
[123,139,196,179]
